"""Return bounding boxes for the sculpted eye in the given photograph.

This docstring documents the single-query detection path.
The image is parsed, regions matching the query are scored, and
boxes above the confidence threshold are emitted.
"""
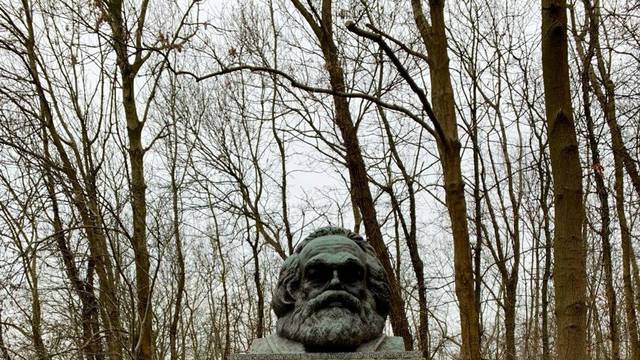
[339,263,364,283]
[305,265,330,283]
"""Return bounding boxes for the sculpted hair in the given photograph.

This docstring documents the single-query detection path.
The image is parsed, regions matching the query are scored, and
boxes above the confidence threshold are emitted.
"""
[271,226,391,318]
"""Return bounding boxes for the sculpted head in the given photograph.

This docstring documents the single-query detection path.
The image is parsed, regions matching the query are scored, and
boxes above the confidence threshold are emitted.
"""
[272,226,390,352]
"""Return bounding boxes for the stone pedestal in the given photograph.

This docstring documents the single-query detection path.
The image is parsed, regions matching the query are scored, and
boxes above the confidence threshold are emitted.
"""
[233,352,424,360]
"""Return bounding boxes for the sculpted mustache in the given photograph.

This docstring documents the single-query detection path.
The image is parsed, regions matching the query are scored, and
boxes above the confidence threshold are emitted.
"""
[307,290,362,313]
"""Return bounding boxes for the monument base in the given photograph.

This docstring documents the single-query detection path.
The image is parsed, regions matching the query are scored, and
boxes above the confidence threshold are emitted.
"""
[233,352,424,360]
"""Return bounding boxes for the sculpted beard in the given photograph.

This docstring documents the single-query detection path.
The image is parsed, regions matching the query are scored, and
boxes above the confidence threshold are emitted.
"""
[276,290,385,351]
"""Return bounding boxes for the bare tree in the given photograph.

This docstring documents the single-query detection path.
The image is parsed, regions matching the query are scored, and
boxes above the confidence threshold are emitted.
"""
[541,1,587,359]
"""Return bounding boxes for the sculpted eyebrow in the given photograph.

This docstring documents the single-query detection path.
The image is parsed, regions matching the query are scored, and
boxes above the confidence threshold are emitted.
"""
[304,258,329,268]
[341,258,365,270]
[304,257,362,269]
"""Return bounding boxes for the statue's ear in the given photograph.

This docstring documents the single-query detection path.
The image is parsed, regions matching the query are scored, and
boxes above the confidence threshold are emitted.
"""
[283,256,300,304]
[272,255,300,317]
[284,279,299,303]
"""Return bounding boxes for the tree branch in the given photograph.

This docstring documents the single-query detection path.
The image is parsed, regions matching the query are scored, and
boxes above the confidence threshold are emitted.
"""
[165,61,437,137]
[345,21,447,146]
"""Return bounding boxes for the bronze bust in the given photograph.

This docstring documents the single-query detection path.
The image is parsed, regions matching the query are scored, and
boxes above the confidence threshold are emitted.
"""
[249,227,405,353]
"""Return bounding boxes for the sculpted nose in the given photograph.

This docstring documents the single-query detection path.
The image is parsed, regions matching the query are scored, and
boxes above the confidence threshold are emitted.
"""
[327,269,341,288]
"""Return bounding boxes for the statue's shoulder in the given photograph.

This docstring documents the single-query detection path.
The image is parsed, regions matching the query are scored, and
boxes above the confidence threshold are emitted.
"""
[357,335,406,352]
[249,334,305,353]
[249,334,405,354]
[377,336,405,352]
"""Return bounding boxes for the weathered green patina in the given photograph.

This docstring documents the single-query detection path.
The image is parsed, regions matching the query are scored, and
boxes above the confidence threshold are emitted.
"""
[249,227,405,353]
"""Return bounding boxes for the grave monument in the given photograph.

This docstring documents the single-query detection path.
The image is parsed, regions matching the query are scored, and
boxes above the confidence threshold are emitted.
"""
[235,226,422,360]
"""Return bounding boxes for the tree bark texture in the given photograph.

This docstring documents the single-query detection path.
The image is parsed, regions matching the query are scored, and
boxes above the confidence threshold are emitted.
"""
[21,2,123,356]
[289,0,414,349]
[615,157,640,360]
[104,1,154,357]
[541,1,587,359]
[411,1,481,359]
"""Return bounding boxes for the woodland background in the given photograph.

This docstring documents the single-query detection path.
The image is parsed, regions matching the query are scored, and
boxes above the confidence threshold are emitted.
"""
[0,0,638,359]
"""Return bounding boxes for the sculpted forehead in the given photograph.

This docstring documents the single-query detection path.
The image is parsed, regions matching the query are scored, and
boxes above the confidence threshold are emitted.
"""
[298,235,366,264]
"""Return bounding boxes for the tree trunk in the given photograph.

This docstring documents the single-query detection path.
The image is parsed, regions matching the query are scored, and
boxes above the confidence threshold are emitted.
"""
[126,91,154,360]
[103,1,154,357]
[42,129,104,360]
[169,102,186,360]
[468,37,484,336]
[504,279,517,360]
[0,307,10,360]
[569,8,620,354]
[615,148,640,359]
[213,215,231,360]
[583,1,640,200]
[631,250,640,325]
[251,229,265,339]
[540,166,552,360]
[377,102,429,358]
[289,0,413,348]
[586,113,620,360]
[410,1,481,358]
[580,2,640,355]
[323,42,412,349]
[541,1,587,359]
[28,255,49,360]
[21,2,123,356]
